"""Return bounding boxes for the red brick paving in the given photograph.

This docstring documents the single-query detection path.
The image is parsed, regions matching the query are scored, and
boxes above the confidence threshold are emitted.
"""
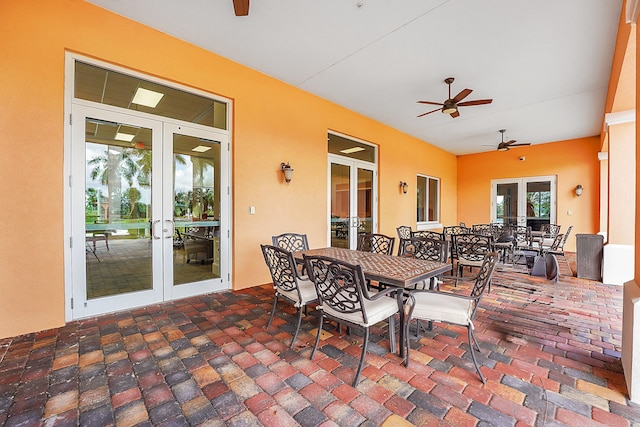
[1,254,640,425]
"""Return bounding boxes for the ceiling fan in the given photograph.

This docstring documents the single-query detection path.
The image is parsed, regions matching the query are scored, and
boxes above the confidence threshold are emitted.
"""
[493,129,531,151]
[233,0,249,16]
[417,77,492,118]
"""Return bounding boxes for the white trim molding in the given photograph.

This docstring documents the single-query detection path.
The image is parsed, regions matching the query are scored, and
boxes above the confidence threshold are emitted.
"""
[605,109,636,129]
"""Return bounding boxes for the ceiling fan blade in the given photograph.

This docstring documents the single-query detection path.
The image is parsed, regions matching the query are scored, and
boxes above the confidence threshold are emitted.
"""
[233,0,250,16]
[450,110,460,118]
[417,100,445,106]
[452,88,472,103]
[509,143,531,147]
[504,140,517,145]
[457,98,493,107]
[417,107,441,118]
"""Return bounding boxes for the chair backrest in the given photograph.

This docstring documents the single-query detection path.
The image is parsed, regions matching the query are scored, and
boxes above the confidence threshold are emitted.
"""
[443,225,470,236]
[541,223,561,238]
[469,252,499,314]
[547,234,564,252]
[272,233,309,252]
[411,230,444,240]
[261,244,303,300]
[303,255,369,324]
[454,234,494,262]
[511,225,531,245]
[357,233,395,255]
[401,237,449,262]
[471,224,493,236]
[396,226,412,240]
[558,225,573,250]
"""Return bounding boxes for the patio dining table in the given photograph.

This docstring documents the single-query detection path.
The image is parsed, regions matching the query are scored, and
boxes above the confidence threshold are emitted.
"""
[293,247,452,359]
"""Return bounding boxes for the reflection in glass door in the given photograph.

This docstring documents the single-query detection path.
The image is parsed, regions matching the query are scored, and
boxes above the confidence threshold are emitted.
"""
[165,125,225,300]
[71,105,228,318]
[492,176,556,230]
[72,107,163,317]
[329,155,376,249]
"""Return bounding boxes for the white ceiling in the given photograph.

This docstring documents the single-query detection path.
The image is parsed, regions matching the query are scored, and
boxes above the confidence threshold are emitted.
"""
[87,0,623,155]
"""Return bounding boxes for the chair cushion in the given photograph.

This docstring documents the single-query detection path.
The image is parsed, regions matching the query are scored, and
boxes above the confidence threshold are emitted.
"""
[457,259,484,268]
[410,292,473,326]
[322,295,398,327]
[279,279,317,307]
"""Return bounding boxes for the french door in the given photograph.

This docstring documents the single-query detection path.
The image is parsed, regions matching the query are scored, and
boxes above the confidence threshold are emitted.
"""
[328,155,377,249]
[70,104,229,318]
[491,176,556,230]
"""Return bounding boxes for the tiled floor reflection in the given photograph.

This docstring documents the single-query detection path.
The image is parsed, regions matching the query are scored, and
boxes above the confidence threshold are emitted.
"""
[86,239,219,299]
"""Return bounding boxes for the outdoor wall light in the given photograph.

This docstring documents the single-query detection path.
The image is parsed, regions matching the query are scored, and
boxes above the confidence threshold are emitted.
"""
[400,181,408,194]
[281,162,294,184]
[575,184,583,197]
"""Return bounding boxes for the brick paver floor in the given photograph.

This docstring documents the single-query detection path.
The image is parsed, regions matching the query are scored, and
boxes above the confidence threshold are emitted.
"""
[1,254,639,426]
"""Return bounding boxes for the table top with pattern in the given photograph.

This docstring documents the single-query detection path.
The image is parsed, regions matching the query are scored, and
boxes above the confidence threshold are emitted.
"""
[295,247,451,288]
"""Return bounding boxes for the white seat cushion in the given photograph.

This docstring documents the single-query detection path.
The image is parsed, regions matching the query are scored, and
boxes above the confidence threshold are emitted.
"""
[457,259,483,268]
[279,279,317,307]
[410,292,473,326]
[323,295,398,327]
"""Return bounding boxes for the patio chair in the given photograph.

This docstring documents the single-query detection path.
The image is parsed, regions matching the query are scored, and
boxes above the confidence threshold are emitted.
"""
[548,225,573,274]
[272,232,310,276]
[454,233,494,279]
[260,245,318,349]
[534,223,562,249]
[404,252,499,383]
[399,237,450,290]
[183,227,212,264]
[510,225,536,269]
[443,225,470,270]
[356,233,395,255]
[357,233,395,290]
[272,232,310,252]
[396,226,412,240]
[303,254,399,386]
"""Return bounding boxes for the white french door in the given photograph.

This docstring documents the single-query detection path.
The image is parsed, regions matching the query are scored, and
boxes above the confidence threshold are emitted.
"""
[491,176,556,230]
[70,104,229,318]
[328,154,377,249]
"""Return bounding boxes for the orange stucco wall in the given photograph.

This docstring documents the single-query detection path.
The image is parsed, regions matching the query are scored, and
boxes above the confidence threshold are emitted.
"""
[457,137,601,252]
[0,0,457,338]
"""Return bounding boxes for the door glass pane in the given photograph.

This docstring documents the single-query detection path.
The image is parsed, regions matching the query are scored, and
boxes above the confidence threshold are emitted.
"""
[357,168,373,234]
[331,164,350,248]
[85,118,153,299]
[526,181,551,231]
[173,134,221,285]
[495,183,519,226]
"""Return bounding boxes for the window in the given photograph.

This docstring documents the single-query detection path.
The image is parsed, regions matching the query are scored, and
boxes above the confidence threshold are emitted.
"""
[417,175,440,224]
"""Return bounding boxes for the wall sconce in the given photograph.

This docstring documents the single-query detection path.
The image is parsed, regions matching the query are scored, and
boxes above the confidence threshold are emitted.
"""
[281,162,294,184]
[575,184,583,197]
[400,181,408,194]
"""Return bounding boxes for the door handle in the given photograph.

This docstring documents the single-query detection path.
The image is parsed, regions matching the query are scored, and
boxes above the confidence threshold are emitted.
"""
[152,220,161,239]
[164,220,174,239]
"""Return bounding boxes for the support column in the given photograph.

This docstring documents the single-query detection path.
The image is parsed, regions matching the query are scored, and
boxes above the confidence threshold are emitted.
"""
[603,110,635,286]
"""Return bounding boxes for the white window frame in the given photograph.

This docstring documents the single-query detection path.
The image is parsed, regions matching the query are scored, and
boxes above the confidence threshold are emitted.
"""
[416,174,441,230]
